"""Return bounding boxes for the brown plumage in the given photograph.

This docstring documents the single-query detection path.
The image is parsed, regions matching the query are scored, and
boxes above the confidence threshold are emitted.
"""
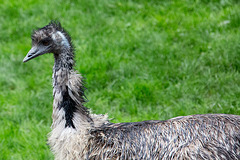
[23,21,240,160]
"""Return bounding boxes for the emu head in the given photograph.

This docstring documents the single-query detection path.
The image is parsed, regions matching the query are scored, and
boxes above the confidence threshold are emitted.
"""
[23,21,72,63]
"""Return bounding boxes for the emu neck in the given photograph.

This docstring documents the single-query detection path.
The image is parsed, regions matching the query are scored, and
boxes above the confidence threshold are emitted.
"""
[53,49,74,94]
[51,49,92,130]
[53,50,74,71]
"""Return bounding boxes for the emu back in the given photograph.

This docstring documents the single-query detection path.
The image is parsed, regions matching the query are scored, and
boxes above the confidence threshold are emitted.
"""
[86,114,240,159]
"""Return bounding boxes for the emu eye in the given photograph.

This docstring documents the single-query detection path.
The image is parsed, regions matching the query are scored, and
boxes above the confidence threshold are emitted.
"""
[42,39,50,46]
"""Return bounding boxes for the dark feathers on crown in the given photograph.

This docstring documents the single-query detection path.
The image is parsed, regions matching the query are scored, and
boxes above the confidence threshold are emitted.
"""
[32,21,73,45]
[38,20,63,33]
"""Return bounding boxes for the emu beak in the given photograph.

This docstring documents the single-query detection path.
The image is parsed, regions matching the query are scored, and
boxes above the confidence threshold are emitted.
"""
[23,46,42,63]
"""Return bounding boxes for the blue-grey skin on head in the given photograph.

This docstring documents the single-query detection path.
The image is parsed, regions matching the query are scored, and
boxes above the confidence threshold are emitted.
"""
[23,21,73,63]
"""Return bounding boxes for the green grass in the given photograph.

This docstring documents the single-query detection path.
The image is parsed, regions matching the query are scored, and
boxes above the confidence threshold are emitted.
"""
[0,0,239,159]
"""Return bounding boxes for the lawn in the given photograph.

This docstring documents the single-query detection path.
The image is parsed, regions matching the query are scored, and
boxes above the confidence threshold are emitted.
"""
[0,0,239,159]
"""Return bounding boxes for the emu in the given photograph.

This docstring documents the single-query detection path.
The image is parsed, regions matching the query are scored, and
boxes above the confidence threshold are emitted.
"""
[23,21,240,160]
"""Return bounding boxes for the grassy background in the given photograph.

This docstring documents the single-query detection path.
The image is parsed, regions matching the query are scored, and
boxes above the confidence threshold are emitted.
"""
[0,0,239,159]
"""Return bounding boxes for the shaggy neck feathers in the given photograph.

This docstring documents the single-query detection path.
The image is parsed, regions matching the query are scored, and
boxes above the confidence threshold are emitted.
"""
[53,48,74,71]
[52,30,92,129]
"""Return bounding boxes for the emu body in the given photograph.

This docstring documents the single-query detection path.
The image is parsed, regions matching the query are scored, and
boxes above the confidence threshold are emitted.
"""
[23,22,240,160]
